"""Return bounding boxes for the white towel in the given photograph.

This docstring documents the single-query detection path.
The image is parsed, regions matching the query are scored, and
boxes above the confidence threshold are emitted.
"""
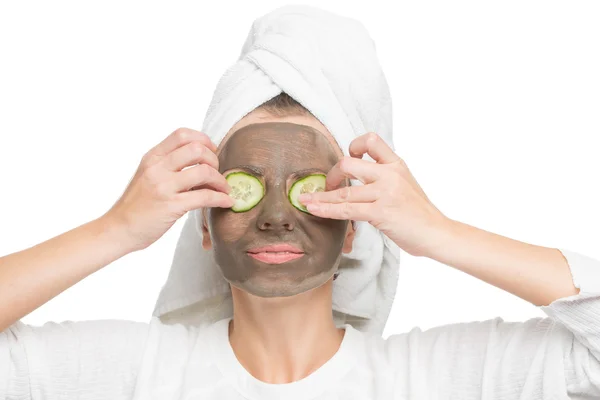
[152,4,401,334]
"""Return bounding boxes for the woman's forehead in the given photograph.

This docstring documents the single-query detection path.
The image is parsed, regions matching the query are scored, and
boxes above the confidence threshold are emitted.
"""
[217,110,344,158]
[218,122,339,170]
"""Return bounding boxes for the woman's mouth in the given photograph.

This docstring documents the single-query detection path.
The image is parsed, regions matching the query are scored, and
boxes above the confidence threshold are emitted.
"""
[247,251,305,264]
[246,243,305,264]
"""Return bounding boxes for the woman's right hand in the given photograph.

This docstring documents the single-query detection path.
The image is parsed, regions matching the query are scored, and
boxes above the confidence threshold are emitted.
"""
[103,127,235,252]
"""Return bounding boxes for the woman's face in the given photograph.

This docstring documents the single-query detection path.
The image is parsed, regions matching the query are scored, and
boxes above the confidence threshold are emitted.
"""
[201,113,354,298]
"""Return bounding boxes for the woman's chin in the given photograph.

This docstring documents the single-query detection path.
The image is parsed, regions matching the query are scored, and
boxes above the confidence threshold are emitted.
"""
[229,271,334,298]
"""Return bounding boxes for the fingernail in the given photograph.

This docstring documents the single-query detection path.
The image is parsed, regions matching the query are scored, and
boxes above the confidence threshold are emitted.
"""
[307,203,319,212]
[298,194,312,203]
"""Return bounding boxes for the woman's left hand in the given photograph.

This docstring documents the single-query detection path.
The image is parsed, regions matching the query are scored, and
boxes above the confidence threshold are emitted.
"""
[298,132,452,257]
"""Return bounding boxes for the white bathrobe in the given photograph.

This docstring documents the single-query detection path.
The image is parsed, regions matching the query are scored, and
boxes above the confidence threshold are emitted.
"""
[1,247,599,399]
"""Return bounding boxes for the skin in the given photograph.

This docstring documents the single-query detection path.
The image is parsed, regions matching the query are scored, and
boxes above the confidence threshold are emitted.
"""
[206,122,349,297]
[200,109,355,383]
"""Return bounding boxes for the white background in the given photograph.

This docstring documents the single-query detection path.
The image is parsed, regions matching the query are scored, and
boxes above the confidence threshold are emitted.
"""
[0,1,598,339]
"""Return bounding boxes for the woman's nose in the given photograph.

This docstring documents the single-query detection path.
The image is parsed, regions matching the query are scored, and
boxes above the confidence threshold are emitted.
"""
[256,186,295,231]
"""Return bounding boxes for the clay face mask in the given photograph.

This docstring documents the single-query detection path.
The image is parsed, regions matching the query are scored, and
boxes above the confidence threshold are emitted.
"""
[206,122,350,297]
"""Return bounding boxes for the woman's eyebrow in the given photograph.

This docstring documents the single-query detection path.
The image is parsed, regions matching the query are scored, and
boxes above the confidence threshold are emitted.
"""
[226,165,327,177]
[291,167,328,177]
[228,165,265,176]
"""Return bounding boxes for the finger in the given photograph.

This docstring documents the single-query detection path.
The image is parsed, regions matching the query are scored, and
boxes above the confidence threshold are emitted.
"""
[299,183,378,205]
[349,132,401,164]
[174,164,231,194]
[306,201,373,222]
[176,188,235,212]
[163,141,219,172]
[325,156,381,191]
[149,128,217,158]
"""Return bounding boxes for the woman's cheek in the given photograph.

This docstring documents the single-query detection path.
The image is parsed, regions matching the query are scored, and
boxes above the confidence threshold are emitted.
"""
[212,213,250,244]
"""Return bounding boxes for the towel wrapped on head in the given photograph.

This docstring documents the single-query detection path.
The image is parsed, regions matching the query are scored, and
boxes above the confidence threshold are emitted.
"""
[152,4,401,335]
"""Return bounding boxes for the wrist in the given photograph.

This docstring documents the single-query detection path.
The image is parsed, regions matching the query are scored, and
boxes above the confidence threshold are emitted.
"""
[421,215,462,260]
[92,213,141,255]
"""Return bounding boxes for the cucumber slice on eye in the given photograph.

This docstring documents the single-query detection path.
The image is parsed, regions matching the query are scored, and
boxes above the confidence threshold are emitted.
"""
[225,172,265,212]
[289,174,326,213]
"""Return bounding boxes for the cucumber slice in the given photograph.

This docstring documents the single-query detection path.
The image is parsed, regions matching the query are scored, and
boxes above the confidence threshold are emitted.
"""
[226,172,265,212]
[289,174,326,213]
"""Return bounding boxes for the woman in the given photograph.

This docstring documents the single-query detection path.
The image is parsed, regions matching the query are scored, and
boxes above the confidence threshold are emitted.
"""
[2,6,600,400]
[2,91,599,399]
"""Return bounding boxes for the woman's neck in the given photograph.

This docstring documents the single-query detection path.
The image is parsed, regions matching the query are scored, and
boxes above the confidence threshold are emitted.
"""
[228,277,345,384]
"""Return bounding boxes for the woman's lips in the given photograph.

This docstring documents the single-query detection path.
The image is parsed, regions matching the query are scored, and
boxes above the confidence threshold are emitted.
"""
[247,244,303,253]
[247,252,305,264]
[246,243,305,264]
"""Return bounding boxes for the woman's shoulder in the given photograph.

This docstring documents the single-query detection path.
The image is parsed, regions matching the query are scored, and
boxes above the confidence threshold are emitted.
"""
[4,317,153,344]
[142,317,224,362]
[131,317,226,396]
[359,316,553,368]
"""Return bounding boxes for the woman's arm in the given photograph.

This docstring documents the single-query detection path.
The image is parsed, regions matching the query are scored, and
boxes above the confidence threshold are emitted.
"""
[0,215,150,398]
[0,127,233,333]
[0,215,136,332]
[302,133,600,396]
[301,132,591,306]
[424,218,582,306]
